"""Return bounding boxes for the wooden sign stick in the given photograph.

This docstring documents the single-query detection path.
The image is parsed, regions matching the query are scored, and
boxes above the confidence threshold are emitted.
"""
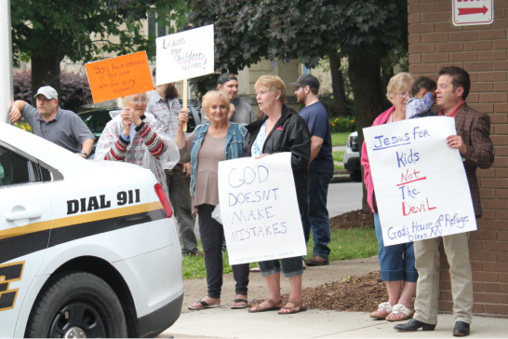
[182,79,188,132]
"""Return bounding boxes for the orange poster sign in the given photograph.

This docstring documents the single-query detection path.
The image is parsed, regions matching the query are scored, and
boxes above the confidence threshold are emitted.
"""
[85,51,153,103]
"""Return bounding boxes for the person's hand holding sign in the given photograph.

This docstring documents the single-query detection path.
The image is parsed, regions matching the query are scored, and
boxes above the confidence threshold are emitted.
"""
[177,109,189,130]
[447,135,466,156]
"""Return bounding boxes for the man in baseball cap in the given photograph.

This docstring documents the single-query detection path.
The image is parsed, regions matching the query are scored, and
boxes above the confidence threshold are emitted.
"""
[9,85,94,158]
[292,74,334,267]
[290,74,321,91]
[217,73,256,124]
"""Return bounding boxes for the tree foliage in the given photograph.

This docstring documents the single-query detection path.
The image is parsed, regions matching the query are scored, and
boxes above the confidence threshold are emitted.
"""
[11,0,187,94]
[189,0,407,71]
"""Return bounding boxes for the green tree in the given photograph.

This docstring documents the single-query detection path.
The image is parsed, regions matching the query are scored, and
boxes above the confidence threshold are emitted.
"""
[11,0,187,96]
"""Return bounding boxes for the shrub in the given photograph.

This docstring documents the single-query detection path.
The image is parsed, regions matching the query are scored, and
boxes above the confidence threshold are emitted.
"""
[13,71,92,112]
[329,116,356,133]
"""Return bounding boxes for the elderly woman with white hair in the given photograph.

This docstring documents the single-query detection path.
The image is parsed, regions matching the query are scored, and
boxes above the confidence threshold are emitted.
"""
[95,91,175,196]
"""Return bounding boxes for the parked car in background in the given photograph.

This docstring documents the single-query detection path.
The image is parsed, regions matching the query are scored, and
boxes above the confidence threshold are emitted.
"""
[343,131,362,182]
[79,100,202,158]
[0,122,183,338]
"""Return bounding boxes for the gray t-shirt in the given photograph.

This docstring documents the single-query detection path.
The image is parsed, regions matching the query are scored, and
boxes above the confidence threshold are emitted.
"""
[21,104,94,153]
[230,97,256,124]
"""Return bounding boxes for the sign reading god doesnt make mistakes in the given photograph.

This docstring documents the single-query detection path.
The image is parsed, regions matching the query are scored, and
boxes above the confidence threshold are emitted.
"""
[363,117,476,247]
[155,24,214,85]
[218,153,307,265]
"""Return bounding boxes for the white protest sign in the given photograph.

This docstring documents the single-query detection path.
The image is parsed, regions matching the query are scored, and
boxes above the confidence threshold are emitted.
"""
[155,24,214,85]
[218,152,307,265]
[363,116,477,246]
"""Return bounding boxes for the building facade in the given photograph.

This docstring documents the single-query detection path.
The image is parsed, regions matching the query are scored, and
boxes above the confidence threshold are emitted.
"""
[408,0,508,317]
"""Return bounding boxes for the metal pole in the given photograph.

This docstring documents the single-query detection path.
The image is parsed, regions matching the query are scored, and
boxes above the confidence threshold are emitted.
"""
[0,0,13,123]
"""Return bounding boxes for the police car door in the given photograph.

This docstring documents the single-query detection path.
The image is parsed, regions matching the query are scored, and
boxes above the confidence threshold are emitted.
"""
[0,143,53,335]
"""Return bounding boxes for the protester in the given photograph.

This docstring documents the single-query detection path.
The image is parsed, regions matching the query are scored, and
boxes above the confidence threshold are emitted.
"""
[406,77,437,119]
[361,72,418,322]
[291,74,334,267]
[176,90,250,310]
[95,92,172,196]
[217,73,256,124]
[395,66,494,337]
[147,69,200,256]
[9,85,94,158]
[244,75,310,315]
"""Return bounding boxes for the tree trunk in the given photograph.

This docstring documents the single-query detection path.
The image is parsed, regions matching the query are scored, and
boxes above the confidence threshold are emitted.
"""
[329,50,348,116]
[348,49,386,212]
[31,53,61,99]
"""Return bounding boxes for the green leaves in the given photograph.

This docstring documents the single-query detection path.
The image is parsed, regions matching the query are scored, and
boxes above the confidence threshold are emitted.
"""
[11,0,189,64]
[188,0,407,72]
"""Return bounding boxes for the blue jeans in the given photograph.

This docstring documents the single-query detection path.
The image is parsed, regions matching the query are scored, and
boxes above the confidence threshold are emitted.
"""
[374,213,418,282]
[302,171,332,258]
[259,256,303,278]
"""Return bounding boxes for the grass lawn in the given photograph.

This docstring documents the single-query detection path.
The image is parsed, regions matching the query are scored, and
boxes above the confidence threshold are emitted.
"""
[181,227,378,279]
[331,132,350,146]
[332,150,344,162]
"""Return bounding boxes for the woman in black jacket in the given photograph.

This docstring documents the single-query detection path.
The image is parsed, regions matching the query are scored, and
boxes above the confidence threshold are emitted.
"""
[244,75,310,315]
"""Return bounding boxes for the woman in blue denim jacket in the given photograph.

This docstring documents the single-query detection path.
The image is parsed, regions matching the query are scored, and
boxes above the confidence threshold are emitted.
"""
[176,90,250,310]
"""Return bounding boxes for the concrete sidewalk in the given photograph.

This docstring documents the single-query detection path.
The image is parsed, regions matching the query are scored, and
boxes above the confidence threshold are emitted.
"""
[160,256,507,338]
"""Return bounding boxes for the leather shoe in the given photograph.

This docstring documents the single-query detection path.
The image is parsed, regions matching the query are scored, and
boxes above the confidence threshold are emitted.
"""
[305,255,329,266]
[394,319,436,332]
[453,321,470,337]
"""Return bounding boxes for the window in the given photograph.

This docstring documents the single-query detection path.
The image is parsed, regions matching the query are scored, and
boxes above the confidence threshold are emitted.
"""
[0,146,51,187]
[147,10,168,38]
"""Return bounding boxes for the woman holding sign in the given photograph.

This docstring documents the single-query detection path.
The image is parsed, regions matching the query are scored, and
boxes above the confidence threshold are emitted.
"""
[176,90,250,310]
[95,92,175,196]
[243,75,310,315]
[361,72,418,322]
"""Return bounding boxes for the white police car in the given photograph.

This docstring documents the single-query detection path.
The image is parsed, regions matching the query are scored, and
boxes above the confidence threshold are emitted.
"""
[0,122,183,338]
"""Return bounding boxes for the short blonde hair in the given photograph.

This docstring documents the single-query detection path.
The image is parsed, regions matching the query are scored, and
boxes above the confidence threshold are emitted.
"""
[254,75,286,104]
[386,72,414,101]
[201,90,230,118]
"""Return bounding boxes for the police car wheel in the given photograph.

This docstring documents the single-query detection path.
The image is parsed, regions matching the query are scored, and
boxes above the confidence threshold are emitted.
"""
[25,272,128,338]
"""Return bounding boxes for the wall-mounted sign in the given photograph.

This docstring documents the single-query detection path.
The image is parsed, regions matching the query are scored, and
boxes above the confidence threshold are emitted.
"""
[452,0,493,26]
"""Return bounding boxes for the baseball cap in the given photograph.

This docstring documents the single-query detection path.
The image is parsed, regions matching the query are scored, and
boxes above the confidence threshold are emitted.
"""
[34,86,58,100]
[217,73,238,85]
[290,74,320,90]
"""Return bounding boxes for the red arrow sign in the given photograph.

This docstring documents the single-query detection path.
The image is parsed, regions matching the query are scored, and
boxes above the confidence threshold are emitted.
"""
[458,5,488,16]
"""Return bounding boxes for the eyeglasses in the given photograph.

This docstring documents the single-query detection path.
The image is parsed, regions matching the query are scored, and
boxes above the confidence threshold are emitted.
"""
[397,92,410,98]
[127,97,148,103]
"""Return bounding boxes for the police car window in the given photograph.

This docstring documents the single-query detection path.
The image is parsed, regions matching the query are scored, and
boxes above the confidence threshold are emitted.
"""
[0,146,49,187]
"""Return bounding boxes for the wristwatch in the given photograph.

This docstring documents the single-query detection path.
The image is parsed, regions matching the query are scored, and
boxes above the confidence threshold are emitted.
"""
[79,151,89,159]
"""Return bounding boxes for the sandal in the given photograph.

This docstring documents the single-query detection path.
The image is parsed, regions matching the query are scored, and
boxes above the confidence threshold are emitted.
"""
[248,298,282,313]
[278,298,307,315]
[370,302,393,319]
[231,298,249,309]
[385,303,413,322]
[187,299,220,310]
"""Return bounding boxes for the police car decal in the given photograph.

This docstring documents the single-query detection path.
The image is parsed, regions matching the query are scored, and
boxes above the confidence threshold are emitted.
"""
[0,261,24,311]
[0,200,165,265]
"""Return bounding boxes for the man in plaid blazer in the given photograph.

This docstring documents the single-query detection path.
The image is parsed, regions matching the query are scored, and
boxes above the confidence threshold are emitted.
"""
[395,66,494,337]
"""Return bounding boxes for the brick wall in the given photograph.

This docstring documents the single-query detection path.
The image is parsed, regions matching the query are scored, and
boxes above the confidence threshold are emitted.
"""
[408,0,508,317]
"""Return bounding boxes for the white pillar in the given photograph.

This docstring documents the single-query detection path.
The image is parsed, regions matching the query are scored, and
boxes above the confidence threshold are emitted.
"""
[0,0,13,123]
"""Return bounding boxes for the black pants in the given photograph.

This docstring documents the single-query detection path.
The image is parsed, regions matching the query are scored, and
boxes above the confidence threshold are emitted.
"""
[197,204,249,299]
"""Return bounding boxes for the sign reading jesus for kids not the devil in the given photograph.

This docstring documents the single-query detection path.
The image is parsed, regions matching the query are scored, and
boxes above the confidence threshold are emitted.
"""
[363,117,477,246]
